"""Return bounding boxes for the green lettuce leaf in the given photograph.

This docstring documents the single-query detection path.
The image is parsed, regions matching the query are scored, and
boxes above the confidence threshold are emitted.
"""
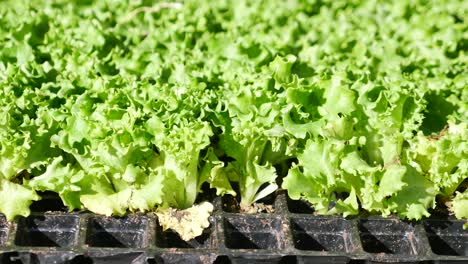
[0,179,39,220]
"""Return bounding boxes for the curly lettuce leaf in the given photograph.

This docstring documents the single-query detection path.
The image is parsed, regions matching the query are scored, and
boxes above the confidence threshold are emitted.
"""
[452,190,468,223]
[0,179,39,220]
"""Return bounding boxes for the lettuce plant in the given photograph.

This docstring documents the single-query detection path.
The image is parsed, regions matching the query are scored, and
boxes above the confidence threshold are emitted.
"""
[0,0,466,225]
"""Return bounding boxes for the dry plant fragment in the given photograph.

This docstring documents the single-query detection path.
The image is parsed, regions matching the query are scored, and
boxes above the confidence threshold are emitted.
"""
[156,202,214,241]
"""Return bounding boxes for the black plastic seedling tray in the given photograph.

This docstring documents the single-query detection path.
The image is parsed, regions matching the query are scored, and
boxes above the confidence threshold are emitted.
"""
[0,191,467,264]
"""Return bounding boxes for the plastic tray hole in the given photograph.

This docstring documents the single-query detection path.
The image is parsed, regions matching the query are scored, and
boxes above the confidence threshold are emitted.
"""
[0,252,40,264]
[286,197,314,214]
[223,217,281,250]
[86,230,127,248]
[156,229,212,249]
[226,231,267,249]
[85,228,139,248]
[280,256,297,264]
[348,261,366,264]
[67,255,93,264]
[358,220,417,255]
[14,215,79,247]
[291,218,351,252]
[86,217,146,248]
[360,233,393,254]
[424,220,467,256]
[16,230,62,247]
[426,234,466,256]
[155,217,214,249]
[214,256,231,264]
[146,256,164,264]
[424,220,468,256]
[359,232,417,255]
[295,232,346,252]
[1,253,20,264]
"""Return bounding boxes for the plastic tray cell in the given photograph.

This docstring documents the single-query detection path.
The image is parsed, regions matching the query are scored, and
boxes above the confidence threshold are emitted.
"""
[291,217,357,253]
[156,252,218,264]
[14,214,79,247]
[228,254,287,264]
[1,191,468,263]
[0,215,8,247]
[358,218,422,256]
[223,215,286,250]
[423,220,467,257]
[85,253,146,264]
[85,215,149,248]
[297,256,352,264]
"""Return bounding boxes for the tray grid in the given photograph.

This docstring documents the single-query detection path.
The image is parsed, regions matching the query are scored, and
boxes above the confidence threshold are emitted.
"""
[0,191,467,263]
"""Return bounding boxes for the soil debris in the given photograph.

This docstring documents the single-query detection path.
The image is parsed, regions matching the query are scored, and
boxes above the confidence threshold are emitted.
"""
[240,202,275,214]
